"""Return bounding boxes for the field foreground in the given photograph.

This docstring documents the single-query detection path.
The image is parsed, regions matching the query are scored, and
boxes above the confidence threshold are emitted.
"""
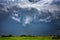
[0,36,60,40]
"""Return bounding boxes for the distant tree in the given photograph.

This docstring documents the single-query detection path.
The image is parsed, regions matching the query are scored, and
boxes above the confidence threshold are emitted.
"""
[1,35,6,37]
[1,35,13,37]
[52,35,60,39]
[8,35,13,37]
[20,35,27,37]
[56,35,60,39]
[20,35,34,37]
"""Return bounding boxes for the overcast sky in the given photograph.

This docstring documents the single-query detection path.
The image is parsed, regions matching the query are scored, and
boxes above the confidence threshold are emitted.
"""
[0,0,60,36]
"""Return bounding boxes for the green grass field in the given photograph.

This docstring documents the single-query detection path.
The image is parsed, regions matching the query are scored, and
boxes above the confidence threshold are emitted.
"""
[0,36,60,40]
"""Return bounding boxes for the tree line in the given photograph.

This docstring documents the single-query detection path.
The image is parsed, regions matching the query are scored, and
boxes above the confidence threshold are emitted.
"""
[1,34,60,39]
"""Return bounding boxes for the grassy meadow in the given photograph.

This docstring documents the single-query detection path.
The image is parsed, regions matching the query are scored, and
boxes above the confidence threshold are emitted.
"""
[0,36,60,40]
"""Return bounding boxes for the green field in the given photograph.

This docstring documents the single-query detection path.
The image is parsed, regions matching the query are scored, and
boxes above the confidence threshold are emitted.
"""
[0,36,60,40]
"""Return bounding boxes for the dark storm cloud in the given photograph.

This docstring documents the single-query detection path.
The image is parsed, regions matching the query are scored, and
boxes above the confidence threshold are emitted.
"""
[51,0,60,5]
[0,0,60,36]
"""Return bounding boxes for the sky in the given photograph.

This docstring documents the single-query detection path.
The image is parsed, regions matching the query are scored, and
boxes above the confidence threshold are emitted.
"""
[0,0,60,36]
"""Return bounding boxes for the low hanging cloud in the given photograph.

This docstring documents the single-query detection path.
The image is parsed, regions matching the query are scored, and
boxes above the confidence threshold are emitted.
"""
[0,0,60,26]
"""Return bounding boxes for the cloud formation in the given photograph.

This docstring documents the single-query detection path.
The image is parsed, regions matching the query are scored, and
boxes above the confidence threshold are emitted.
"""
[0,0,60,26]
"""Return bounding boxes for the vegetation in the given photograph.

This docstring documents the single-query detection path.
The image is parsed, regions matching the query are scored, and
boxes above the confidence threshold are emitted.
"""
[20,35,34,37]
[52,35,60,39]
[1,35,13,37]
[0,36,53,40]
[0,35,60,40]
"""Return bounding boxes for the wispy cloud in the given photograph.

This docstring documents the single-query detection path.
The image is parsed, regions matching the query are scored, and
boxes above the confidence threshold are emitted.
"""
[23,16,32,26]
[11,16,20,22]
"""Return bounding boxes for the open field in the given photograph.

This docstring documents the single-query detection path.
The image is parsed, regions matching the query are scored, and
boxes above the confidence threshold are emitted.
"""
[0,36,60,40]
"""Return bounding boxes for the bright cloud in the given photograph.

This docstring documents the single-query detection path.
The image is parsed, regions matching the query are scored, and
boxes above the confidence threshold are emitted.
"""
[23,16,32,26]
[11,16,20,22]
